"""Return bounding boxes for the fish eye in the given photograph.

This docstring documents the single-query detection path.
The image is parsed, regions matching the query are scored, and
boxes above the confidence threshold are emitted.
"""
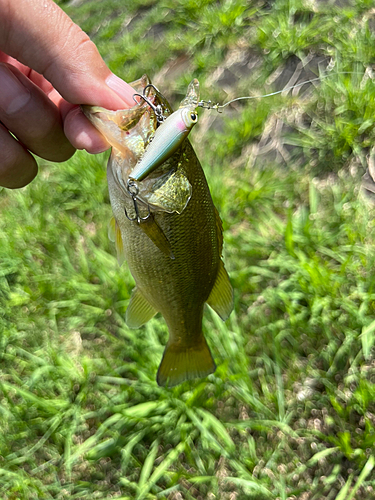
[190,112,197,122]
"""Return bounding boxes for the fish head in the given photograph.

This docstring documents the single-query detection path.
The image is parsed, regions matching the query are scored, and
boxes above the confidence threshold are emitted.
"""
[82,77,200,214]
[82,76,169,191]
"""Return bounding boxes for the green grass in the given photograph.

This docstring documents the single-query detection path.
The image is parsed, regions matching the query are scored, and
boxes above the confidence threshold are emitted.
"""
[2,0,375,498]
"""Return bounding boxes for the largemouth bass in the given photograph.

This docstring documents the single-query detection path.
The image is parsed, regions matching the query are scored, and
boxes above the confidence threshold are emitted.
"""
[83,76,233,387]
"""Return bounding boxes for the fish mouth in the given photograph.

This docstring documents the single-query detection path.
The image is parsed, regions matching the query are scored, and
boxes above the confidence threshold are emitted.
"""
[81,75,172,152]
[82,76,193,215]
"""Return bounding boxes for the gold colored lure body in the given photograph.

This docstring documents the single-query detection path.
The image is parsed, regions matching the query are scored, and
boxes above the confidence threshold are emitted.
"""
[82,76,233,387]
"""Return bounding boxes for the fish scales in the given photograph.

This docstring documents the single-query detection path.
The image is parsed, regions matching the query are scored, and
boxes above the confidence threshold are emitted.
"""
[83,76,233,387]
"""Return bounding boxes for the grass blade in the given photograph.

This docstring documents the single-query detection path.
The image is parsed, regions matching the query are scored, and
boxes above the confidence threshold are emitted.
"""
[346,456,375,500]
[136,441,186,500]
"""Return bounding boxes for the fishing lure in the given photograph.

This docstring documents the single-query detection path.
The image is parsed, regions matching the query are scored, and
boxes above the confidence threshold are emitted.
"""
[128,103,198,182]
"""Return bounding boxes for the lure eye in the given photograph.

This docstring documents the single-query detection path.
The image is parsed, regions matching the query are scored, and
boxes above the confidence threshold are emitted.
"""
[190,112,198,122]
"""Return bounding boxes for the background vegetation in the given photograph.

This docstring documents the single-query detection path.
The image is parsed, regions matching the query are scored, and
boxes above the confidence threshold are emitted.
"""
[2,0,375,498]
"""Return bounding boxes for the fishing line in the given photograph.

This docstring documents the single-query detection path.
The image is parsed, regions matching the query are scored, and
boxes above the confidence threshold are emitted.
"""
[198,71,370,111]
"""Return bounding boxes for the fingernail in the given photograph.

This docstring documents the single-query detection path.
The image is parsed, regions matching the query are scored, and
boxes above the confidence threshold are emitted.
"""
[0,63,31,114]
[106,73,135,107]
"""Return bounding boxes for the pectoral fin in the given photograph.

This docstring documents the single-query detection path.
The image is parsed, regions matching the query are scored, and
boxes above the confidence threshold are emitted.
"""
[108,217,116,243]
[139,214,174,259]
[157,335,215,387]
[108,217,126,265]
[207,260,233,321]
[126,287,157,329]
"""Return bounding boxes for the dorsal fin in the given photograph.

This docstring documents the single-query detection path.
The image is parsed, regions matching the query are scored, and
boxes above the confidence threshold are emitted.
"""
[214,206,224,255]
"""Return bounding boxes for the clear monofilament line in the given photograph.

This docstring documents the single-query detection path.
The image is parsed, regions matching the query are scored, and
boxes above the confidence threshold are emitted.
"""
[218,76,323,108]
[198,71,368,111]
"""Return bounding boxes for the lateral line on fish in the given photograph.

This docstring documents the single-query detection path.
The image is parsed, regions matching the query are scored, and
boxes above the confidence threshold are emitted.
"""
[197,71,368,111]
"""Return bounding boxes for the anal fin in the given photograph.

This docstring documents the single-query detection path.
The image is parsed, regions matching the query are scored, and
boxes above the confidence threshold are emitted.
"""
[126,287,157,329]
[156,336,216,387]
[207,260,233,321]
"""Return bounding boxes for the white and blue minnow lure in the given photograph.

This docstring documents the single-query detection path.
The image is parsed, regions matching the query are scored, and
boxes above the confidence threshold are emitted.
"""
[128,106,198,182]
[127,79,201,184]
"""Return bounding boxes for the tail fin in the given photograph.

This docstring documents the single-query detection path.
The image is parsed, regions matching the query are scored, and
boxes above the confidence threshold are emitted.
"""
[156,336,216,387]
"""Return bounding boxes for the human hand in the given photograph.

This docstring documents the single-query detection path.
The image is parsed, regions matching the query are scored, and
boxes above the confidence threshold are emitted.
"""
[0,0,135,189]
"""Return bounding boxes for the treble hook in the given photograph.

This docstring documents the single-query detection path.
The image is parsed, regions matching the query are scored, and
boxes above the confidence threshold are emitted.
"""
[133,92,165,124]
[143,83,161,95]
[124,179,151,223]
[197,100,222,112]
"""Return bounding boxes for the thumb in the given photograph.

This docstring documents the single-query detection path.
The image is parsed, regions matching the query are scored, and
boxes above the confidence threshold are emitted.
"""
[0,0,135,109]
